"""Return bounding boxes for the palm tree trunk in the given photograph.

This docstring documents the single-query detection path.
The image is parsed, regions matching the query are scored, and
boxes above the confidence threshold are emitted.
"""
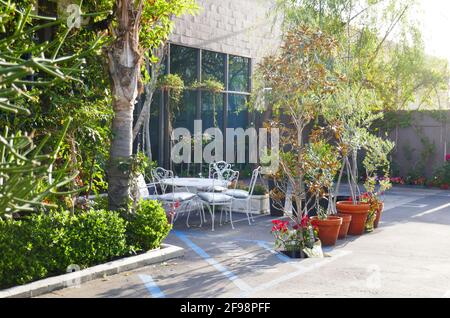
[105,0,143,211]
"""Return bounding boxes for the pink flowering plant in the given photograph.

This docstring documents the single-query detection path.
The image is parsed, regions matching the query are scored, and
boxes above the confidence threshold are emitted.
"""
[271,216,318,252]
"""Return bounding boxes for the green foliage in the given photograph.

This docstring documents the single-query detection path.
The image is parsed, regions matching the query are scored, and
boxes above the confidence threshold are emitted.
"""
[191,78,224,127]
[432,161,450,188]
[157,73,185,104]
[191,78,225,93]
[0,201,173,289]
[125,200,172,252]
[140,0,199,61]
[0,118,82,218]
[274,0,450,112]
[0,210,129,289]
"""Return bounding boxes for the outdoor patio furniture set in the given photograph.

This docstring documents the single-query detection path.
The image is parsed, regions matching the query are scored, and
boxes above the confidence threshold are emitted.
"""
[138,162,262,231]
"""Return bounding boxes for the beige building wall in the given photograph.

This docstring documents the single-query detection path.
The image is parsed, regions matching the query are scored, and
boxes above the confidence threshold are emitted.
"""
[170,0,282,64]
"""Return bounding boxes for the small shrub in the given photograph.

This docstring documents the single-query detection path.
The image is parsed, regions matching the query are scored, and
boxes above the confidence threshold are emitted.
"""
[432,161,450,188]
[0,210,129,289]
[0,219,49,289]
[125,200,172,252]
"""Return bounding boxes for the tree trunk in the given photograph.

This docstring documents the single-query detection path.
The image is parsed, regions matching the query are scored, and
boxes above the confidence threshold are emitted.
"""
[133,48,165,140]
[106,0,143,211]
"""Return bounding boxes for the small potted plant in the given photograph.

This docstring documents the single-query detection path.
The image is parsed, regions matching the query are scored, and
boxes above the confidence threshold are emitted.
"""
[271,215,319,259]
[304,139,343,246]
[361,135,394,231]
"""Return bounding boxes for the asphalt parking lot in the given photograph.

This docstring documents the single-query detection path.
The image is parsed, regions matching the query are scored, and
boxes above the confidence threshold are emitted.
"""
[39,186,450,298]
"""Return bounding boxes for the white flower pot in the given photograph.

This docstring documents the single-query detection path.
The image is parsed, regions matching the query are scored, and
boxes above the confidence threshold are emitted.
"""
[231,194,270,215]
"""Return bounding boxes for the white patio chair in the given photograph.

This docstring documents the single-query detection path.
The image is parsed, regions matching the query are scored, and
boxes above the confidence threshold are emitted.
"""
[150,167,201,228]
[208,161,231,179]
[224,166,262,225]
[197,170,237,231]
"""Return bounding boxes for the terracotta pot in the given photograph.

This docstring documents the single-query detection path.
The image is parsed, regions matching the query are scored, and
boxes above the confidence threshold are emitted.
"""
[374,202,384,228]
[336,201,370,236]
[311,216,342,247]
[337,213,352,239]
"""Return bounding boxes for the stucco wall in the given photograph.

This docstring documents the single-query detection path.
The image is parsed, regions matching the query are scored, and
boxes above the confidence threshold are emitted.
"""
[170,0,282,64]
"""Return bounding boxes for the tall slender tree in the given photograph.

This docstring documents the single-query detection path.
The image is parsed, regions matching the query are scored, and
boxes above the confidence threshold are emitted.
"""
[105,0,197,211]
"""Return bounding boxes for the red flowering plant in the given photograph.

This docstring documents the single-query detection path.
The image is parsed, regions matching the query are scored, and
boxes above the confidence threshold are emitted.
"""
[432,156,450,190]
[271,215,318,253]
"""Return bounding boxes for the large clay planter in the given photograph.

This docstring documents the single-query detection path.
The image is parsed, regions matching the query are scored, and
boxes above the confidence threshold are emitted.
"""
[311,216,342,247]
[337,213,352,239]
[374,202,384,229]
[336,202,370,236]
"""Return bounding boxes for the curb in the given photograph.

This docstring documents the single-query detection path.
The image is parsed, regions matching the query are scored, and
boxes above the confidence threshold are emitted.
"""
[0,244,184,298]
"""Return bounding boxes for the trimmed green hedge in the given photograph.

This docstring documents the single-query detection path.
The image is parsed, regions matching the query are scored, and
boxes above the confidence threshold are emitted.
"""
[125,200,172,251]
[0,200,172,290]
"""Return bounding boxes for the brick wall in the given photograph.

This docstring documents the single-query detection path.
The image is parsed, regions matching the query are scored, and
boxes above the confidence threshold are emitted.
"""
[170,0,282,64]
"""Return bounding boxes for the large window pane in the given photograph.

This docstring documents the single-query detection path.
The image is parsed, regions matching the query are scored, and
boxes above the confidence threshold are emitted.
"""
[229,55,250,92]
[202,50,225,84]
[173,90,197,133]
[202,92,224,131]
[170,45,198,85]
[228,94,248,129]
[149,90,161,163]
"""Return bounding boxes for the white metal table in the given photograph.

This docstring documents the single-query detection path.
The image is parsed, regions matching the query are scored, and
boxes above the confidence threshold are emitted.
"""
[160,177,229,192]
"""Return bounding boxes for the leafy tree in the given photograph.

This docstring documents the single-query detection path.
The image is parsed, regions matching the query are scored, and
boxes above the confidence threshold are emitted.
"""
[0,1,96,218]
[104,0,198,211]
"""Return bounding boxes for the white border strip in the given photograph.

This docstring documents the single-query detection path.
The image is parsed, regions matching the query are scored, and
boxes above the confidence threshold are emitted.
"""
[0,244,184,298]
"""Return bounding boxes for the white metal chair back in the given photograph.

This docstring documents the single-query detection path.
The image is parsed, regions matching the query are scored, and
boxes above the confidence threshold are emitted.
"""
[248,166,262,196]
[137,174,150,198]
[218,169,239,190]
[209,161,231,179]
[151,167,173,193]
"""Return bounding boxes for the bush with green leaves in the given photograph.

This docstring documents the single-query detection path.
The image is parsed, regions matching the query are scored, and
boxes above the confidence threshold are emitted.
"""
[432,160,450,188]
[125,200,172,252]
[0,210,129,289]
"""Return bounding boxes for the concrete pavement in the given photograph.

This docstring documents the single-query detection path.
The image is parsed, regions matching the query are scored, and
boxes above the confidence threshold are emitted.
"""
[38,186,450,298]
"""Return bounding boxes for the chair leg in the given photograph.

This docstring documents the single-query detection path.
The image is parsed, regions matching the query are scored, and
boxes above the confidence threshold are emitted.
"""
[185,201,192,228]
[219,206,223,226]
[200,202,207,225]
[197,201,203,228]
[211,204,215,231]
[245,200,252,225]
[229,204,234,229]
[203,203,214,231]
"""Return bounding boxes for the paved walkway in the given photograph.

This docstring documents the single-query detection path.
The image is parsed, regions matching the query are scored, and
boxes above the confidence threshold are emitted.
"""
[39,186,450,298]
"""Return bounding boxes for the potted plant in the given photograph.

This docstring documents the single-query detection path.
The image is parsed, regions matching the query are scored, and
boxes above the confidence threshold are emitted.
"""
[271,215,319,259]
[361,135,394,231]
[304,138,343,246]
[257,25,339,238]
[324,85,385,236]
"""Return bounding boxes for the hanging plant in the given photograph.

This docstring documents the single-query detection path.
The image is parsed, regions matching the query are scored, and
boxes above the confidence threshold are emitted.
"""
[191,78,224,127]
[157,74,185,104]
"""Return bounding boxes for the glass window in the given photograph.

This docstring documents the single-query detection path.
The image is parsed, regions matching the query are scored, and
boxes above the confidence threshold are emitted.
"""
[202,50,225,84]
[170,45,198,85]
[229,55,250,92]
[149,90,161,162]
[201,92,224,131]
[228,94,248,129]
[172,90,197,133]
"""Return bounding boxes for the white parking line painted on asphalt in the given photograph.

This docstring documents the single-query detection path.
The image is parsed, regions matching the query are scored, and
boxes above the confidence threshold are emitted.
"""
[401,204,428,208]
[139,274,166,298]
[239,250,352,298]
[383,196,427,212]
[411,203,450,218]
[174,230,253,293]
